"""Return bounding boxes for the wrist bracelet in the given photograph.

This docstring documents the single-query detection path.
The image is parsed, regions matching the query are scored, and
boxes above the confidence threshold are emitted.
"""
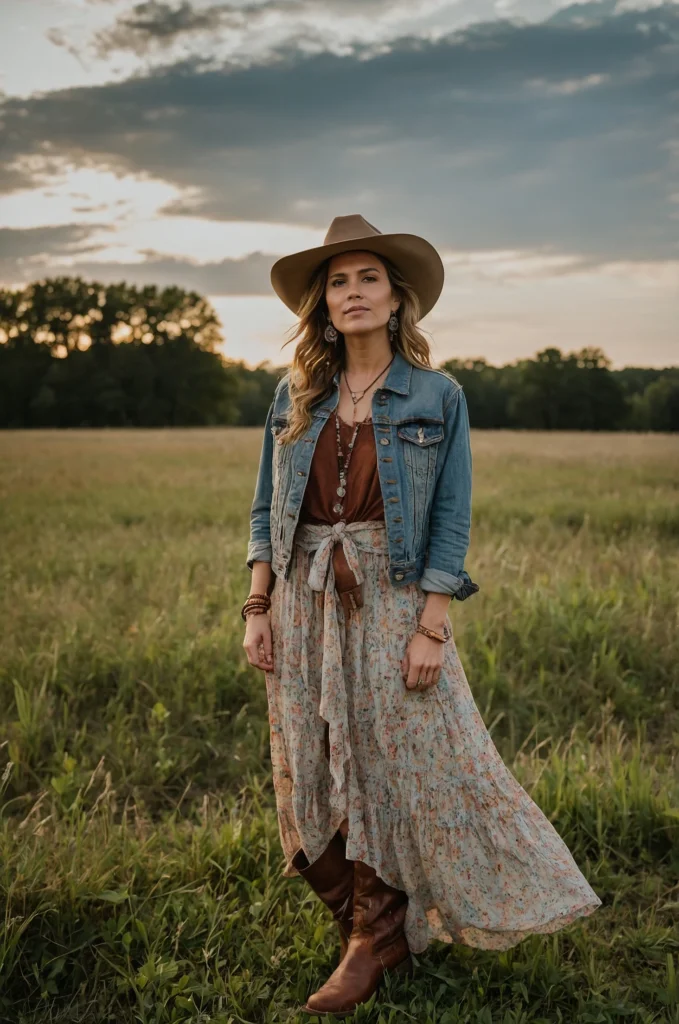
[243,605,269,619]
[416,622,450,643]
[241,593,271,620]
[242,606,269,620]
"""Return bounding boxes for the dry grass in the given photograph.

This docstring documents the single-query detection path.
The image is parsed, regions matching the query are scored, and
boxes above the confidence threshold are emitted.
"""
[0,428,678,1023]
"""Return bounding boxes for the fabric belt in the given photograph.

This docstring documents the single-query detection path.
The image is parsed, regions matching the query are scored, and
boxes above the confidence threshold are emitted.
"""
[293,519,388,795]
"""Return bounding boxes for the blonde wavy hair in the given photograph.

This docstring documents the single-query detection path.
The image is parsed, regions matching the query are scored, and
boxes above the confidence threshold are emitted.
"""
[278,251,436,444]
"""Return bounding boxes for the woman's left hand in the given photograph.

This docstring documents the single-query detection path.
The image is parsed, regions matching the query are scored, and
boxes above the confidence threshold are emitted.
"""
[401,632,445,691]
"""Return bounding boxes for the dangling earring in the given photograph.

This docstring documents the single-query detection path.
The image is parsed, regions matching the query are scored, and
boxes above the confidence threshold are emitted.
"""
[325,315,339,344]
[388,309,399,343]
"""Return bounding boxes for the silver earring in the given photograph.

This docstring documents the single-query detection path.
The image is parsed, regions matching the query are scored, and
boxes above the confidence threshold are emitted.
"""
[388,310,399,339]
[325,315,339,344]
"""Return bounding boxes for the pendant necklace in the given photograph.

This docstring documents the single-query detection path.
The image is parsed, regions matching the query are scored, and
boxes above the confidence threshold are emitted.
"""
[333,355,395,518]
[333,413,366,517]
[343,355,395,404]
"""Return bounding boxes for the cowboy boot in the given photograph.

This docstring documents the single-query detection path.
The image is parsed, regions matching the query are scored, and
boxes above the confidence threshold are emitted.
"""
[292,827,354,962]
[301,859,413,1017]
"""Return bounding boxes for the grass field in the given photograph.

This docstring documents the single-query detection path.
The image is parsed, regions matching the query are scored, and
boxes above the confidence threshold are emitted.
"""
[1,428,678,1024]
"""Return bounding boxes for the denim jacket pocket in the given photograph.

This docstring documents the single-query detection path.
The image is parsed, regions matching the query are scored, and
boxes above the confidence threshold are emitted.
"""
[396,421,444,447]
[397,420,443,554]
[271,413,289,434]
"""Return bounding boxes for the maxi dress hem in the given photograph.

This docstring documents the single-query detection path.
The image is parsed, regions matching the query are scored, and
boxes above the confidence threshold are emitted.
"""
[264,520,602,954]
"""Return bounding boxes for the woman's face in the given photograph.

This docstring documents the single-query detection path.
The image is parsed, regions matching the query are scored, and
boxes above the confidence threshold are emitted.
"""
[325,250,399,336]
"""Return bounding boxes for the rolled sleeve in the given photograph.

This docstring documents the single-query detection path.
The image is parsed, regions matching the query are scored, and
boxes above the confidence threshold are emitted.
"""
[419,566,480,600]
[246,539,273,571]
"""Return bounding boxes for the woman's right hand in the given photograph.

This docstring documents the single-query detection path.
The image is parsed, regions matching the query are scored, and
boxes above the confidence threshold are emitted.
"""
[243,612,274,672]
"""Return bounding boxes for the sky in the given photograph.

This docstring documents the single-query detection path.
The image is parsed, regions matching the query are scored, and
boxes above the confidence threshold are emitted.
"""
[0,0,677,370]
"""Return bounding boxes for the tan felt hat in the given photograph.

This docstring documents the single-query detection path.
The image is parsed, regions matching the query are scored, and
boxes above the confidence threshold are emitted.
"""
[270,213,445,321]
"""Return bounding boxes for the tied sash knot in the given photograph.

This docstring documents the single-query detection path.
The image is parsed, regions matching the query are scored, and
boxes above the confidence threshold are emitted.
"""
[306,519,365,595]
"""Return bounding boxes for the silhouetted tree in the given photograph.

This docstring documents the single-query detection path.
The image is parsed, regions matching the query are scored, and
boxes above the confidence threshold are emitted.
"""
[0,278,234,427]
[440,357,518,428]
[0,278,676,430]
[640,375,679,432]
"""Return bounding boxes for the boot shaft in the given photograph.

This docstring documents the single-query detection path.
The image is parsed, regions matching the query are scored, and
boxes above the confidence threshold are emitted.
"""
[292,829,355,943]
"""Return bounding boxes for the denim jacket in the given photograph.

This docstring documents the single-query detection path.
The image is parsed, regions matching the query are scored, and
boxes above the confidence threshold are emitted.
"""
[246,348,479,599]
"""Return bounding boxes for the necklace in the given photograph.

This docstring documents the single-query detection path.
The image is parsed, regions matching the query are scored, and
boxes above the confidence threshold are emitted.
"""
[343,354,395,405]
[333,355,394,518]
[333,412,369,517]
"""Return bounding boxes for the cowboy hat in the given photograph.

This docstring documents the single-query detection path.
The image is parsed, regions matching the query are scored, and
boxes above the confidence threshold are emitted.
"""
[270,214,445,321]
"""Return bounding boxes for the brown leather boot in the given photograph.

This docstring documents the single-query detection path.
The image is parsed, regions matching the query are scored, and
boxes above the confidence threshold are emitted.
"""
[292,828,354,962]
[301,859,414,1017]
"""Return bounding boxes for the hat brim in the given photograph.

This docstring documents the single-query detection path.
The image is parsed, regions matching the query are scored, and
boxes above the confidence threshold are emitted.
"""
[270,232,444,321]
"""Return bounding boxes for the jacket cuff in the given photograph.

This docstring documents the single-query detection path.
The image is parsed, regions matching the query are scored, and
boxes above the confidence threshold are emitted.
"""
[246,541,273,571]
[419,566,480,600]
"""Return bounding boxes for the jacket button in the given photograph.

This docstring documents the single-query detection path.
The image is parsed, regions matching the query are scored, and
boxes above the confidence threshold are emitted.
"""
[394,572,404,580]
[379,437,390,445]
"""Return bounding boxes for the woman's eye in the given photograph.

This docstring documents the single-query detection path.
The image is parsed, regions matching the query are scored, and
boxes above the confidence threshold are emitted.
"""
[332,276,376,287]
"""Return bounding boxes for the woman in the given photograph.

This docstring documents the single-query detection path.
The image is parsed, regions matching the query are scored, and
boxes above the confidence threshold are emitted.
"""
[242,214,601,1017]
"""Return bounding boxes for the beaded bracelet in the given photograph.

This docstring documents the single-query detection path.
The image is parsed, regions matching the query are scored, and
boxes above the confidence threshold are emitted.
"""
[241,593,271,621]
[242,595,270,608]
[242,605,269,621]
[243,608,269,621]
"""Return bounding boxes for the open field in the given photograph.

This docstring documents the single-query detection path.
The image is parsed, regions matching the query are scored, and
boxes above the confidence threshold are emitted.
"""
[1,428,678,1024]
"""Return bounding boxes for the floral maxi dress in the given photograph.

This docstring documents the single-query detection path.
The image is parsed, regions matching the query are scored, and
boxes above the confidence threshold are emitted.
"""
[263,420,602,954]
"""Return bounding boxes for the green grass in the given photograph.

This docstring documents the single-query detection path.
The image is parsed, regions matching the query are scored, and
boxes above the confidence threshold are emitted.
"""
[1,428,678,1023]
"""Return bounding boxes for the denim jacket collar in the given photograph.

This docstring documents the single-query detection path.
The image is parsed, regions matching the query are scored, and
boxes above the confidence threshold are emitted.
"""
[331,347,412,396]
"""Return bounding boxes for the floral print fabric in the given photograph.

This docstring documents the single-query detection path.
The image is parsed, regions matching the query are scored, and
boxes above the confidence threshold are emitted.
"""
[265,519,602,953]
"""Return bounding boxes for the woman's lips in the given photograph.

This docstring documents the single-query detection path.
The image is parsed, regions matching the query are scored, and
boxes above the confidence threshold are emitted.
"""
[346,309,369,315]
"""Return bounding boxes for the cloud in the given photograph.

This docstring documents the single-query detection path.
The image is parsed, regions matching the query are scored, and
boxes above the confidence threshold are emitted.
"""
[1,2,677,277]
[0,223,111,282]
[81,0,679,62]
[0,229,274,293]
[61,0,427,60]
[92,1,231,57]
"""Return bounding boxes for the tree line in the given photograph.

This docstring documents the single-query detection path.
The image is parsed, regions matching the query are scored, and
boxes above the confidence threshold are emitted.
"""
[0,276,677,431]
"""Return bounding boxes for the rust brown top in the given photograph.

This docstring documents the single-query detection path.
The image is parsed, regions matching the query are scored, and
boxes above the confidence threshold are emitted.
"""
[300,412,384,601]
